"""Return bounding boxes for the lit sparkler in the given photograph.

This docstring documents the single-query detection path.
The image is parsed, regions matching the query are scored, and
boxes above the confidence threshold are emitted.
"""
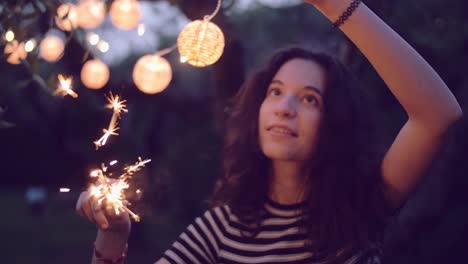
[87,157,151,222]
[55,74,78,98]
[94,93,128,149]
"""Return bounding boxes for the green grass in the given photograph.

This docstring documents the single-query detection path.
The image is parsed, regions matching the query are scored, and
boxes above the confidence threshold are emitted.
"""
[0,190,190,264]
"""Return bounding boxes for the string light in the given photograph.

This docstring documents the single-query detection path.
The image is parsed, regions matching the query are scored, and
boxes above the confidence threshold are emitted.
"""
[55,74,78,98]
[97,41,110,53]
[87,32,100,46]
[110,0,141,30]
[4,30,15,42]
[55,3,78,32]
[77,0,106,29]
[133,46,175,94]
[40,33,65,62]
[137,23,145,36]
[24,39,37,53]
[4,40,27,64]
[81,59,110,90]
[177,0,225,67]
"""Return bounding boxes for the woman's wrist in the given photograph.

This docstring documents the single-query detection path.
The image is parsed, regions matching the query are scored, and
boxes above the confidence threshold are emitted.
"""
[94,229,130,261]
[311,0,354,23]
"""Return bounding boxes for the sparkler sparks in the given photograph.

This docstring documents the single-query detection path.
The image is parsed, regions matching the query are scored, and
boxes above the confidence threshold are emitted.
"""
[55,74,78,98]
[94,93,128,149]
[87,157,151,222]
[94,122,119,149]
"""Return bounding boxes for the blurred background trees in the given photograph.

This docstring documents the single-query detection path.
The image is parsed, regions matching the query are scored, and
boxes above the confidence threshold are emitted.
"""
[0,0,466,263]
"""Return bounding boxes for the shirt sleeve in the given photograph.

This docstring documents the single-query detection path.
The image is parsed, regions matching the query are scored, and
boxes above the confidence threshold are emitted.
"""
[161,208,224,264]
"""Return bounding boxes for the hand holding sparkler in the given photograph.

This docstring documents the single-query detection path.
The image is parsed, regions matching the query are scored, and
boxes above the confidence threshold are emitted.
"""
[75,158,150,232]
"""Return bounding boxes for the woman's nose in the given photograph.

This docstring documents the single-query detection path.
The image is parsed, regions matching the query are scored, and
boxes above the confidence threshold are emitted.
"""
[274,96,297,118]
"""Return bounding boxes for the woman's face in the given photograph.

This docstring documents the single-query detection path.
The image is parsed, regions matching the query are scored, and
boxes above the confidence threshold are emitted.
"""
[258,58,327,162]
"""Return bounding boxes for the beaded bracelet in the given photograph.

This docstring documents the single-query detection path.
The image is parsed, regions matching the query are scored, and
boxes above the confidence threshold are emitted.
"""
[94,242,128,264]
[332,0,362,28]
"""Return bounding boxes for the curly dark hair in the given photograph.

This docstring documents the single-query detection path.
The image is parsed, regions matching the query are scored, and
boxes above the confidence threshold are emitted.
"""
[211,46,392,262]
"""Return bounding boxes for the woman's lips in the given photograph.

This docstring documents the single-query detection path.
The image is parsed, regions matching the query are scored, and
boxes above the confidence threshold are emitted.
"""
[267,125,298,137]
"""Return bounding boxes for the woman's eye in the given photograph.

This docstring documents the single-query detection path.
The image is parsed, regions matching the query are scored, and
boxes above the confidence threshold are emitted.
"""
[268,88,281,96]
[303,95,318,105]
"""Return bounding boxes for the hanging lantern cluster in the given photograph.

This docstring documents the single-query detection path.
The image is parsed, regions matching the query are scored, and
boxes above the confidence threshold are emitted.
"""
[133,0,225,93]
[2,0,226,95]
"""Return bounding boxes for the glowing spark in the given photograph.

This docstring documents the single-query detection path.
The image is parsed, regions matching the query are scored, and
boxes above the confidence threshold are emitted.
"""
[94,122,119,149]
[86,158,150,222]
[55,75,78,98]
[60,188,70,192]
[94,93,128,150]
[105,93,128,116]
[110,160,118,166]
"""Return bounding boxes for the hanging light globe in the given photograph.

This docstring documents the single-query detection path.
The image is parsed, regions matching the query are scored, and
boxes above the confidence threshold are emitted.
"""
[39,33,65,62]
[133,54,172,94]
[177,18,225,67]
[81,59,110,89]
[77,0,106,29]
[110,0,141,30]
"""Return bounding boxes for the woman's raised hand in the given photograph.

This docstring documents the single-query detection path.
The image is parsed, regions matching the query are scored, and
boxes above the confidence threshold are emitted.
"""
[76,190,131,235]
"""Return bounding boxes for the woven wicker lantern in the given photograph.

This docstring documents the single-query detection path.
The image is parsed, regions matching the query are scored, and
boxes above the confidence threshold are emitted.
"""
[177,18,225,67]
[40,34,65,62]
[77,0,106,29]
[55,3,78,31]
[133,54,172,94]
[81,59,110,89]
[4,40,27,64]
[110,0,141,30]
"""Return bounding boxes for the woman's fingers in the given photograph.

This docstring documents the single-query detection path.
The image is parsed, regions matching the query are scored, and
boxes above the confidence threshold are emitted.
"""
[92,200,110,229]
[76,191,94,222]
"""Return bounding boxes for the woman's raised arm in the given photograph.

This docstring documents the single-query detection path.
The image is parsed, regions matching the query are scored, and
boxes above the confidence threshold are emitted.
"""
[306,0,462,210]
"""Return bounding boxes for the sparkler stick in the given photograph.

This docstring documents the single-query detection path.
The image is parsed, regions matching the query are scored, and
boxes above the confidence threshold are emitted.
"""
[54,74,78,98]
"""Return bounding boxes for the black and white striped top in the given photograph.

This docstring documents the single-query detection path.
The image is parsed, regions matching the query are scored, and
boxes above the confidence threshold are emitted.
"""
[162,199,382,264]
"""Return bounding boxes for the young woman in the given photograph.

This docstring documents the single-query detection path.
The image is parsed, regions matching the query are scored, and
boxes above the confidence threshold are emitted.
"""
[76,0,462,263]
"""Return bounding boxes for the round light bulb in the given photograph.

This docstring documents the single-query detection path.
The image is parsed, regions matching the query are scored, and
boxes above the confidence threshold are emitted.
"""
[81,59,110,89]
[133,54,172,94]
[40,34,65,62]
[110,0,141,30]
[77,0,106,29]
[177,19,225,67]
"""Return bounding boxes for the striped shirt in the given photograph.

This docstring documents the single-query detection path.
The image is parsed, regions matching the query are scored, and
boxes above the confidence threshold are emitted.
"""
[162,199,382,264]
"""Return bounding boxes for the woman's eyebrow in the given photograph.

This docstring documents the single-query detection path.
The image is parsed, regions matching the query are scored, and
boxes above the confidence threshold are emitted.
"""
[304,86,323,96]
[271,79,323,96]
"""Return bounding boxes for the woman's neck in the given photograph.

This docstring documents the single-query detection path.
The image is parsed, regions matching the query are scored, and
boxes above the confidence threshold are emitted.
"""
[269,160,308,205]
